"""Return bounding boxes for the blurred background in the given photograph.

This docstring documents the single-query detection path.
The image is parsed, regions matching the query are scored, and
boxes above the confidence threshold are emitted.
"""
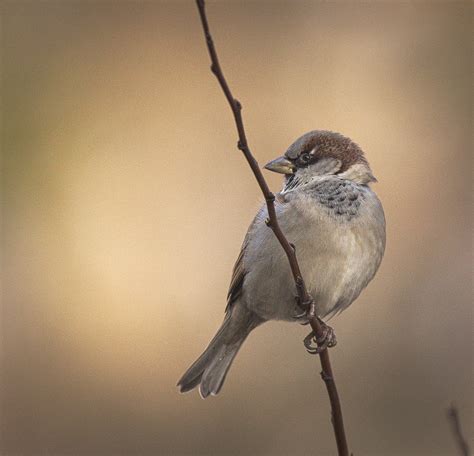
[1,1,472,455]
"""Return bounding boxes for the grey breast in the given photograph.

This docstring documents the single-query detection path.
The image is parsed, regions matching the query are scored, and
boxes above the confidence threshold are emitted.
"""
[284,177,385,318]
[311,179,365,222]
[242,177,385,321]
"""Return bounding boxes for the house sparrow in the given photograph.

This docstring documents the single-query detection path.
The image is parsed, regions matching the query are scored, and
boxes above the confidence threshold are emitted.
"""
[178,130,386,398]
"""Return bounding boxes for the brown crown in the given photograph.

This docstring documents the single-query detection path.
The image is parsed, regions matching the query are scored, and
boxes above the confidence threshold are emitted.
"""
[285,130,368,173]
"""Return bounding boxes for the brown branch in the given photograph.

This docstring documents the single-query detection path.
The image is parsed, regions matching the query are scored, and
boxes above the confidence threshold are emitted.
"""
[447,404,471,456]
[195,1,349,455]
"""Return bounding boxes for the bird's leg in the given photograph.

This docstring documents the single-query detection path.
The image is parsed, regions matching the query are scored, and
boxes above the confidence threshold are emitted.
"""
[293,308,310,325]
[292,294,312,325]
[292,283,337,349]
[293,295,309,323]
[303,318,337,354]
[292,275,313,324]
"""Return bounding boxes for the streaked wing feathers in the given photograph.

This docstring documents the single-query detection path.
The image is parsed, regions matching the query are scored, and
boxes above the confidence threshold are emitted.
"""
[226,238,247,311]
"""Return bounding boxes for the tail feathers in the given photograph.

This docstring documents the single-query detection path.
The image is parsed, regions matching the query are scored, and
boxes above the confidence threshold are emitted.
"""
[199,343,241,398]
[178,309,260,398]
[178,370,203,394]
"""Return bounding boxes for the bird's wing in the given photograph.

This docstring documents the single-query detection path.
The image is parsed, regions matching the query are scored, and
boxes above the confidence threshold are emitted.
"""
[225,207,266,312]
[225,236,248,312]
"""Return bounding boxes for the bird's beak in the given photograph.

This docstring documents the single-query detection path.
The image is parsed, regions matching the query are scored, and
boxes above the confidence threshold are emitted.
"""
[263,156,295,175]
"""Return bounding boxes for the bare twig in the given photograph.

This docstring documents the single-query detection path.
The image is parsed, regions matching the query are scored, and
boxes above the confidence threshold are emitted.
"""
[447,404,471,456]
[195,1,349,455]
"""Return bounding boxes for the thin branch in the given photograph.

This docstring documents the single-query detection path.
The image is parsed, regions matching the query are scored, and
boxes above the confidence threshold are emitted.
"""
[195,1,349,455]
[447,404,471,456]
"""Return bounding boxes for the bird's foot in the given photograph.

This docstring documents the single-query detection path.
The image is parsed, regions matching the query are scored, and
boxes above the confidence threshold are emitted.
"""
[292,295,313,325]
[292,308,310,325]
[303,318,337,354]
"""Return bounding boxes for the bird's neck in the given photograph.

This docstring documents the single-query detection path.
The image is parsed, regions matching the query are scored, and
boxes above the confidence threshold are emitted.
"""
[282,162,376,194]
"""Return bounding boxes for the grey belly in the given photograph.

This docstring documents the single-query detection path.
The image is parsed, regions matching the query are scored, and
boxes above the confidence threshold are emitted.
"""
[241,193,385,321]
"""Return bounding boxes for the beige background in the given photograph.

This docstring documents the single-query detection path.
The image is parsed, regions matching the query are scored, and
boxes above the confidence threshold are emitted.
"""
[1,1,472,455]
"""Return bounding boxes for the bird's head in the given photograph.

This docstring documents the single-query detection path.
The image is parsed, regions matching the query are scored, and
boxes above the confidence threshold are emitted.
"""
[264,130,376,186]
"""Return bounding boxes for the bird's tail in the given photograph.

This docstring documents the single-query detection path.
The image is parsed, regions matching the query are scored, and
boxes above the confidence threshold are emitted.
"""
[177,306,261,398]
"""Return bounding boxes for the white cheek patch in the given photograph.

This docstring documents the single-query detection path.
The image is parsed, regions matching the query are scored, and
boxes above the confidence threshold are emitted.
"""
[338,163,377,185]
[308,157,342,176]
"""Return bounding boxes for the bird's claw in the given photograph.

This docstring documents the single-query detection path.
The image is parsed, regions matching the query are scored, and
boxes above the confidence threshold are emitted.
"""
[294,294,313,312]
[303,320,337,354]
[292,295,313,325]
[292,308,310,325]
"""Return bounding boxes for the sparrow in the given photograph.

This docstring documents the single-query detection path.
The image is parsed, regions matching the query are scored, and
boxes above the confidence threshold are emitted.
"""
[178,130,386,398]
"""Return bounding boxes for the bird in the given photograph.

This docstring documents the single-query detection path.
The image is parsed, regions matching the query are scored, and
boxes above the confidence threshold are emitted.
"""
[177,130,386,398]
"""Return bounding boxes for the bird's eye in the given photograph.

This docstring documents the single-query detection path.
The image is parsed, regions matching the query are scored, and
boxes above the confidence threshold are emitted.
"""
[300,152,311,163]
